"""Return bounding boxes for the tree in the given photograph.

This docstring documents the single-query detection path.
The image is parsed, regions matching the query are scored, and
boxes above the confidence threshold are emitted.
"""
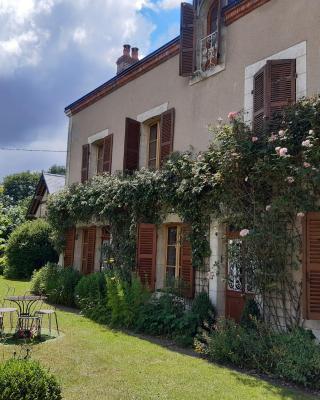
[4,219,58,279]
[2,171,40,205]
[47,165,66,175]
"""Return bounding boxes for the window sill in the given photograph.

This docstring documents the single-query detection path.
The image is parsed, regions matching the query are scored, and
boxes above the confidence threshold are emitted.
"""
[189,63,225,86]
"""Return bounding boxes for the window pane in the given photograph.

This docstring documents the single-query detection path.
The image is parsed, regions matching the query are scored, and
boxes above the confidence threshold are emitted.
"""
[149,141,157,160]
[167,227,177,245]
[150,124,158,141]
[166,266,175,280]
[167,246,176,266]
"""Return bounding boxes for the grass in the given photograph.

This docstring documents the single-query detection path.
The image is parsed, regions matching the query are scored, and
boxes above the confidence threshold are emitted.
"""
[0,276,317,400]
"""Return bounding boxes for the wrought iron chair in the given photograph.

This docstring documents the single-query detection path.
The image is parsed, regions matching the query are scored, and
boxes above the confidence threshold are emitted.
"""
[15,290,42,338]
[0,285,17,331]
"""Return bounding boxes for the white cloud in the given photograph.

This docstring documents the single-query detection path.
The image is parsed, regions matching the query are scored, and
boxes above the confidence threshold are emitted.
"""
[156,0,184,10]
[73,27,87,44]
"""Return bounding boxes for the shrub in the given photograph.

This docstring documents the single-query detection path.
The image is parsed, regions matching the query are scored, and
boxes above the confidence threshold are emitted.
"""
[4,220,58,279]
[0,256,6,275]
[208,319,320,390]
[31,263,81,307]
[75,272,109,323]
[240,297,261,330]
[106,274,150,327]
[272,328,320,389]
[191,291,216,326]
[0,359,62,400]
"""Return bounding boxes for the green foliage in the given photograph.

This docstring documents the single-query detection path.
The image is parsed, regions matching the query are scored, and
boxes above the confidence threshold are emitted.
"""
[106,274,151,327]
[240,298,261,330]
[31,263,81,306]
[191,291,216,326]
[5,220,58,279]
[0,359,62,400]
[0,256,7,275]
[47,165,66,175]
[208,319,320,390]
[74,272,109,323]
[3,171,40,205]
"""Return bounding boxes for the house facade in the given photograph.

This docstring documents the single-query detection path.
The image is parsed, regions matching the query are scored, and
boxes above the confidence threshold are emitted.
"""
[63,0,320,337]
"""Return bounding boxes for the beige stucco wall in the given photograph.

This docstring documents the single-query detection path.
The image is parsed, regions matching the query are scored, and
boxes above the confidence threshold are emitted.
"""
[66,0,320,330]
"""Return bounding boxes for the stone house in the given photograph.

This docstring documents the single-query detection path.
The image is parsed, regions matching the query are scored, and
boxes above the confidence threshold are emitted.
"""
[62,0,320,337]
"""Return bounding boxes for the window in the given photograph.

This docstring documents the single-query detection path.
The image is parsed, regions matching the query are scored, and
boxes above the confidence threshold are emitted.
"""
[208,0,219,35]
[148,122,160,169]
[96,142,104,174]
[165,224,195,297]
[166,226,180,280]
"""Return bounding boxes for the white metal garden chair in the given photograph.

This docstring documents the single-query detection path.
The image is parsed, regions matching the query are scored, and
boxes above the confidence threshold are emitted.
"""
[0,285,17,331]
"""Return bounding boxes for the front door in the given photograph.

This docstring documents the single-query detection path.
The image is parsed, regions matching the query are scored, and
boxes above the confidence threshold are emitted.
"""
[225,231,252,322]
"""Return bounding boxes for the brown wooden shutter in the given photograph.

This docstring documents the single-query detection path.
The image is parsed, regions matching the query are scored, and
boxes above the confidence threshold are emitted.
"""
[160,108,175,165]
[123,118,140,172]
[81,144,90,183]
[253,59,296,135]
[64,227,75,267]
[102,134,113,173]
[179,2,195,77]
[180,225,195,298]
[137,223,157,291]
[253,65,266,136]
[265,59,296,120]
[304,213,320,320]
[82,226,96,275]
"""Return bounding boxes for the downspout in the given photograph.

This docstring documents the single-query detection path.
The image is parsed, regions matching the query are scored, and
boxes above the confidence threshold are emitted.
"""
[65,109,73,187]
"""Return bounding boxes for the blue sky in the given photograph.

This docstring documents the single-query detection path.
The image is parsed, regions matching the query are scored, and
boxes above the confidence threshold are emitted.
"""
[0,0,188,180]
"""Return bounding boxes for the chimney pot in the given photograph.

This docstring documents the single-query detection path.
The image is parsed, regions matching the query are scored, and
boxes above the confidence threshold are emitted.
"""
[123,44,131,56]
[131,47,139,60]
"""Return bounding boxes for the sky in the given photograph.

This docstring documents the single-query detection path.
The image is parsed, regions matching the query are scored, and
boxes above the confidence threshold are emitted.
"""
[0,0,187,180]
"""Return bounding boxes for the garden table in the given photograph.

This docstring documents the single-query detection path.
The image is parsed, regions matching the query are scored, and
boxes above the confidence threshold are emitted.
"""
[5,295,47,316]
[5,295,47,338]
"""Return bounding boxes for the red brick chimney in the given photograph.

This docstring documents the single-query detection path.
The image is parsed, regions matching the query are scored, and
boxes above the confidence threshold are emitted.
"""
[116,44,139,74]
[131,47,139,61]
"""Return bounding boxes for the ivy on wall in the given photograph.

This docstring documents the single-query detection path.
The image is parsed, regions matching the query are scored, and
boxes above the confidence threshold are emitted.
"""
[48,96,320,327]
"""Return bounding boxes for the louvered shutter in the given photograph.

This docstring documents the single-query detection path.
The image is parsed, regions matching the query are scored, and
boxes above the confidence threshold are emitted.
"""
[179,2,195,77]
[253,65,266,137]
[102,134,113,173]
[265,59,296,122]
[180,226,195,298]
[137,224,157,291]
[87,226,97,275]
[160,108,175,165]
[123,118,140,172]
[304,213,320,320]
[64,227,75,267]
[81,144,90,183]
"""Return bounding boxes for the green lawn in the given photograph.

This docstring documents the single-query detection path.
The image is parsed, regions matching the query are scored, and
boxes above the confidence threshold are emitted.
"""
[0,276,316,400]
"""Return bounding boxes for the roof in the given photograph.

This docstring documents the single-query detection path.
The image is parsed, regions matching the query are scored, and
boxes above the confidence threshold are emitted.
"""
[43,173,65,194]
[65,36,180,116]
[27,173,65,218]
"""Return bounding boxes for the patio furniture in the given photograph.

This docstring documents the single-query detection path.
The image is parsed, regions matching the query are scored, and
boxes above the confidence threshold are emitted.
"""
[35,308,60,336]
[5,295,47,338]
[0,287,17,331]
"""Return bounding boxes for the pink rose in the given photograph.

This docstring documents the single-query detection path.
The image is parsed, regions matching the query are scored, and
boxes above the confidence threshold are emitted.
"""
[286,176,295,184]
[228,111,238,120]
[239,229,249,237]
[251,136,258,142]
[302,139,312,148]
[279,148,288,157]
[268,134,277,142]
[297,212,305,218]
[275,147,281,154]
[303,162,311,168]
[278,130,285,137]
